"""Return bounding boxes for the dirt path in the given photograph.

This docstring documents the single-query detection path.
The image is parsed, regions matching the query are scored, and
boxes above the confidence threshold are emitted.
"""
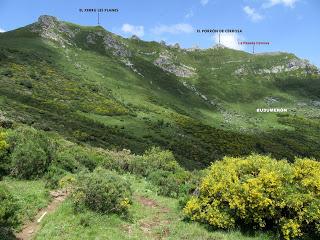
[136,195,172,239]
[15,190,68,240]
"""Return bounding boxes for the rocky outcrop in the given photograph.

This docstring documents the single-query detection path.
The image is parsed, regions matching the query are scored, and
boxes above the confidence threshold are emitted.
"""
[86,32,96,44]
[182,81,218,106]
[102,34,131,57]
[234,67,245,75]
[121,58,144,77]
[31,15,131,58]
[154,51,195,78]
[138,51,157,56]
[234,58,318,76]
[264,96,279,105]
[311,100,320,107]
[130,35,140,40]
[30,15,78,48]
[257,58,316,74]
[160,40,166,46]
[38,15,58,28]
[85,30,131,57]
[186,45,200,52]
[171,43,180,49]
[212,43,226,49]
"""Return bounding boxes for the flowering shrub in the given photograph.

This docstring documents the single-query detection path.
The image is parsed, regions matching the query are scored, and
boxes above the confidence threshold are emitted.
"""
[0,131,8,152]
[184,155,320,240]
[0,130,9,178]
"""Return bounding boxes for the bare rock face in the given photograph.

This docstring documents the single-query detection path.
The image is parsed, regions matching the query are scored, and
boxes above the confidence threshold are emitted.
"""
[256,58,317,74]
[234,57,319,76]
[182,81,217,106]
[103,34,131,57]
[84,31,131,58]
[86,32,96,44]
[31,15,77,47]
[234,67,246,75]
[121,58,144,77]
[38,15,58,28]
[154,51,195,78]
[84,28,131,57]
[265,96,279,105]
[311,100,320,107]
[187,45,200,52]
[172,43,180,49]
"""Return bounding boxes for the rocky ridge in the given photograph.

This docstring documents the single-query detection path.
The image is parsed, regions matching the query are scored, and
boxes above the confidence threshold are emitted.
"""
[153,51,196,78]
[234,58,318,76]
[31,15,131,58]
[30,15,78,48]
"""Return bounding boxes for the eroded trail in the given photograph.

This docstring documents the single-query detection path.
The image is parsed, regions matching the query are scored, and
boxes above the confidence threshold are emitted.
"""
[122,195,173,240]
[15,190,68,240]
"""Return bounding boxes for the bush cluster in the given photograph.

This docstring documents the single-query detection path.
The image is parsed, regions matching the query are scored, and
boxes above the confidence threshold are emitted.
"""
[102,147,198,198]
[72,168,132,215]
[45,142,104,187]
[183,154,320,240]
[8,127,56,179]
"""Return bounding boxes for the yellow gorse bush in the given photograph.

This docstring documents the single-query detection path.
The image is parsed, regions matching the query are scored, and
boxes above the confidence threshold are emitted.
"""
[184,154,320,240]
[119,198,131,210]
[0,130,8,152]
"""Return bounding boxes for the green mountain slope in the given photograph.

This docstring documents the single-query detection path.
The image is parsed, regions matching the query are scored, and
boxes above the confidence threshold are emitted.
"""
[0,15,319,168]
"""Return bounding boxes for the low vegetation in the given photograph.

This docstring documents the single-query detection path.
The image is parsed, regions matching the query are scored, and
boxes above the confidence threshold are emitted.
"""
[0,186,19,231]
[0,125,319,239]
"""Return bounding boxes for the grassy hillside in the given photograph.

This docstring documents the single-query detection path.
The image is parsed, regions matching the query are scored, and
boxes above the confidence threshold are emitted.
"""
[0,15,319,169]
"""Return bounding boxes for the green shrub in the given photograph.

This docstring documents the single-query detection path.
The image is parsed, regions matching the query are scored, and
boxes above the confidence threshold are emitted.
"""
[0,185,19,228]
[46,143,102,187]
[139,147,199,198]
[53,147,81,173]
[69,146,104,171]
[72,168,132,216]
[130,147,181,176]
[101,147,180,176]
[143,147,181,173]
[184,155,320,240]
[44,165,68,188]
[102,149,135,173]
[148,170,192,198]
[9,127,56,179]
[101,147,198,198]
